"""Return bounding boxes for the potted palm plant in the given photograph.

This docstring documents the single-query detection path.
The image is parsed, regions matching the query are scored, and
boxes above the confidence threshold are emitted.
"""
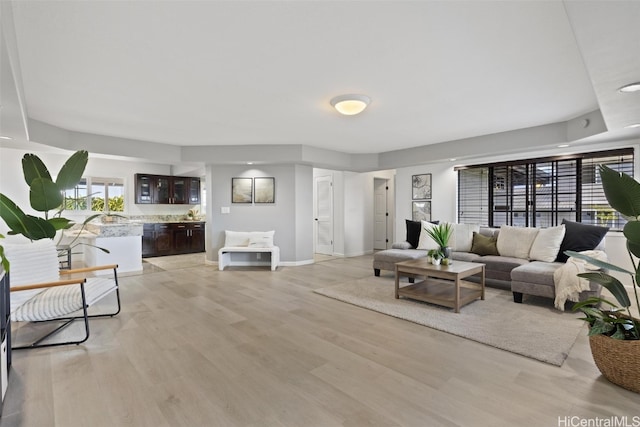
[566,165,640,393]
[0,150,93,268]
[424,223,453,260]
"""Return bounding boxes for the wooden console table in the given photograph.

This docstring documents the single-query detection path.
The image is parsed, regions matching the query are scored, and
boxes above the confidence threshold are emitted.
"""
[395,259,485,313]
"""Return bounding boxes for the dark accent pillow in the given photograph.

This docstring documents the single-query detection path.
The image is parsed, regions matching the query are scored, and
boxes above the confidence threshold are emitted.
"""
[405,219,439,249]
[470,232,499,256]
[405,220,422,249]
[555,219,609,262]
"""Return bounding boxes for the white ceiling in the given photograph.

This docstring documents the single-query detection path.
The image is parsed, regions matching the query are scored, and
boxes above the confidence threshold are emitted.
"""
[4,1,640,156]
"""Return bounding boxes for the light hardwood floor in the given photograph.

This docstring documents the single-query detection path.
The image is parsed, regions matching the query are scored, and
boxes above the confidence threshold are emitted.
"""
[1,254,638,427]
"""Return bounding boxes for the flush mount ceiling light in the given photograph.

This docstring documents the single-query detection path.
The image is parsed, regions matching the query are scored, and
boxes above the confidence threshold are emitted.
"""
[619,82,640,93]
[330,94,371,116]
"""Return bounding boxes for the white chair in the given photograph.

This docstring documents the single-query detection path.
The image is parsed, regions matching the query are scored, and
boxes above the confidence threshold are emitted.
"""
[4,238,121,349]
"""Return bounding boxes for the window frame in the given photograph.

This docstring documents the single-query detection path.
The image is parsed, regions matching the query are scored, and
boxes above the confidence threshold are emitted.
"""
[456,148,634,230]
[63,176,125,213]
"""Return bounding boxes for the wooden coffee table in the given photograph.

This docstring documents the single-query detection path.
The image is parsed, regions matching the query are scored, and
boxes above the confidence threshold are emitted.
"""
[395,259,485,313]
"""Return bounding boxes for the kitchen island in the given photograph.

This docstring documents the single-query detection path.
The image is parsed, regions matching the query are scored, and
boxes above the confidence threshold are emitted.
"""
[67,222,144,275]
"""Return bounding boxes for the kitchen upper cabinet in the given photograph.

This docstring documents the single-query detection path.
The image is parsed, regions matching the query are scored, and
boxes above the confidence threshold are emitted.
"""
[172,177,188,204]
[154,176,171,204]
[135,174,200,205]
[136,174,153,204]
[188,178,200,204]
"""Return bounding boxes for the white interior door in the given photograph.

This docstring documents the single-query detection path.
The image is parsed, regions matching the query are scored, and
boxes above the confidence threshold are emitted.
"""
[315,175,333,255]
[374,178,389,249]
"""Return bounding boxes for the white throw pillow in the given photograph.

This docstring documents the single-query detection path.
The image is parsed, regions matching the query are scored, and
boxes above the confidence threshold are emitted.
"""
[496,225,540,259]
[249,230,275,248]
[449,223,480,252]
[529,224,566,262]
[224,230,251,247]
[417,221,439,250]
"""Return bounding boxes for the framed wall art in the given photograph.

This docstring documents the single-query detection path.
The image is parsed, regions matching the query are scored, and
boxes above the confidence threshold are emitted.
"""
[254,177,275,203]
[412,201,431,222]
[231,177,253,203]
[412,173,432,200]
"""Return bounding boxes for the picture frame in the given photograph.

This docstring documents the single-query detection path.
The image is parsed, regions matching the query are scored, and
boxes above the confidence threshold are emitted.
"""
[412,173,432,200]
[231,177,253,203]
[254,177,275,203]
[412,201,431,222]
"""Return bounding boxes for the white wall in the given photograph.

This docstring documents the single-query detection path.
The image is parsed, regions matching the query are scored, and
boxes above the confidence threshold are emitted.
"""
[206,164,313,265]
[394,162,457,243]
[314,168,395,257]
[344,169,396,257]
[294,164,314,262]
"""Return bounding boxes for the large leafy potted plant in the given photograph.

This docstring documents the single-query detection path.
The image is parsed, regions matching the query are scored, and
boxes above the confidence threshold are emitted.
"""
[0,151,89,269]
[567,165,640,393]
[424,223,453,259]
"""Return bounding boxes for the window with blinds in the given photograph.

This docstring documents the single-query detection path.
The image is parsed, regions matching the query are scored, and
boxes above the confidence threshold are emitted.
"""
[457,148,634,230]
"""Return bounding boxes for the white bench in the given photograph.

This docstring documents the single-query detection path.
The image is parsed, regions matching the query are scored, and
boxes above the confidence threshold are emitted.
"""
[218,230,279,271]
[218,246,280,271]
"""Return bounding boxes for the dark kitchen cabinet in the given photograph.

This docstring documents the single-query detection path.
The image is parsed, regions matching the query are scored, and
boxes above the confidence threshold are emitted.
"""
[142,223,174,257]
[173,222,205,254]
[135,174,154,204]
[142,224,155,257]
[135,174,200,205]
[142,222,205,257]
[154,176,171,204]
[154,224,174,255]
[188,178,200,204]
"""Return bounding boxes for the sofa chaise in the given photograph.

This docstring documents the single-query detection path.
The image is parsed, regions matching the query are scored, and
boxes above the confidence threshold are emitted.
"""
[374,219,609,306]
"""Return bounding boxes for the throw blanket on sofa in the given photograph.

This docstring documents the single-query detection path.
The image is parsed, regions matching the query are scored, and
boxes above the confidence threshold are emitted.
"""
[553,250,607,311]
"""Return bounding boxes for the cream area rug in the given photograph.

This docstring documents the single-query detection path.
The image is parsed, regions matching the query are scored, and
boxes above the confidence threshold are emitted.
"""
[314,276,584,366]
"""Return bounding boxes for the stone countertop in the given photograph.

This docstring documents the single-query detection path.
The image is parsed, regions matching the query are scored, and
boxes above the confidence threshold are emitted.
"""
[82,222,144,238]
[131,220,206,224]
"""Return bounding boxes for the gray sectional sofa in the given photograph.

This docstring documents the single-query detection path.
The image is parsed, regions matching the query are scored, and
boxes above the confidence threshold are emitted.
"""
[374,220,608,306]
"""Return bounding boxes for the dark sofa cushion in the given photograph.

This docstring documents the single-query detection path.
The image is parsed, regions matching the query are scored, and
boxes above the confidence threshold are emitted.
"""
[555,219,609,262]
[470,232,499,256]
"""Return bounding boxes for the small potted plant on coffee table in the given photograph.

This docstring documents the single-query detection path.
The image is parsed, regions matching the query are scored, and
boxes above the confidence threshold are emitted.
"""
[424,223,453,259]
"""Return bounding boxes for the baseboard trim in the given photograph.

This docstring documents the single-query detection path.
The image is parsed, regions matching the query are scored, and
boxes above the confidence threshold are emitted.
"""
[280,259,314,267]
[206,260,315,268]
[344,250,374,257]
[206,254,369,269]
